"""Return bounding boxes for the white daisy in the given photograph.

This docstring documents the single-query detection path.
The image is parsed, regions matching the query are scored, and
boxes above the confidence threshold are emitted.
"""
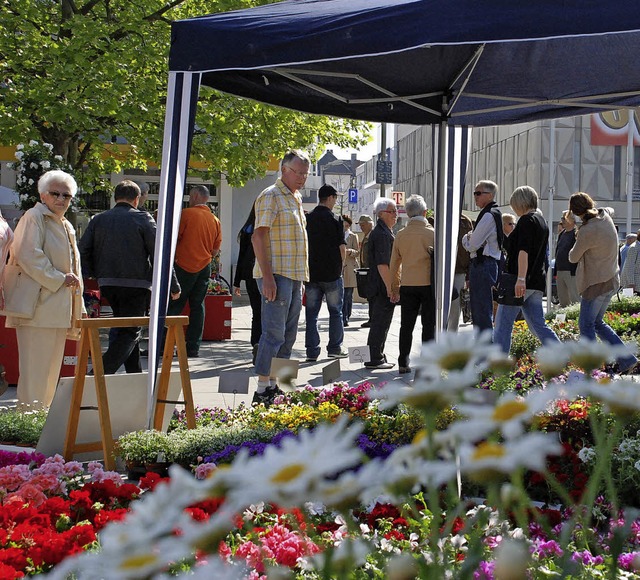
[449,387,568,442]
[416,329,500,373]
[568,339,626,373]
[536,343,572,378]
[152,556,248,580]
[459,432,562,483]
[373,364,479,412]
[581,378,640,417]
[217,415,364,507]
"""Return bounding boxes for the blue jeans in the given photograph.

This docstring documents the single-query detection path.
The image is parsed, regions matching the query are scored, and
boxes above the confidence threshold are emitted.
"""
[255,275,303,377]
[579,289,638,370]
[342,287,354,324]
[494,289,560,354]
[305,279,345,358]
[469,257,498,333]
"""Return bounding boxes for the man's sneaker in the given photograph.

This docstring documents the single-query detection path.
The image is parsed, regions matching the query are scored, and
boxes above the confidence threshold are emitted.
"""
[306,355,319,362]
[328,348,349,359]
[364,360,394,369]
[251,385,284,407]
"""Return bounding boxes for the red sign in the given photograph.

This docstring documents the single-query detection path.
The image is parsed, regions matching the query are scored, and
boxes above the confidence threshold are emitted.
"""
[591,110,640,146]
[392,191,405,207]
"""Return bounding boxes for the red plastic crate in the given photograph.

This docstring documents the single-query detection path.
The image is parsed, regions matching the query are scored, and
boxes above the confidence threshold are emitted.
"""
[182,294,232,341]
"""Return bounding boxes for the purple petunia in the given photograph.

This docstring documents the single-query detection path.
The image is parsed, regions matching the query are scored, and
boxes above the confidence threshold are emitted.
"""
[618,552,640,571]
[571,550,604,566]
[0,450,46,469]
[532,539,563,558]
[474,561,495,579]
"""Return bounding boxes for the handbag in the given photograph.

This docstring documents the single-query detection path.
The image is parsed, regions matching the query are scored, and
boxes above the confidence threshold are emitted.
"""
[0,264,41,319]
[493,272,524,306]
[355,268,371,299]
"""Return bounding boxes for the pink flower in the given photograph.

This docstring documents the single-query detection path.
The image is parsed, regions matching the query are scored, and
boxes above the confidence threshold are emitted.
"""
[5,483,48,506]
[195,463,217,480]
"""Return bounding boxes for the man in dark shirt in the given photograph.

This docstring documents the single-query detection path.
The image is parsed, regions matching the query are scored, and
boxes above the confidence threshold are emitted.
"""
[305,184,347,361]
[365,197,398,369]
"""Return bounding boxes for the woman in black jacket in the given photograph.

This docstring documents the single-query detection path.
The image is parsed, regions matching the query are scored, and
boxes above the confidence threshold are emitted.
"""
[233,204,262,363]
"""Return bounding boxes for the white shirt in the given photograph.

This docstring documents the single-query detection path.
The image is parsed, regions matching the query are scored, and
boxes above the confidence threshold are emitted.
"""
[461,211,502,260]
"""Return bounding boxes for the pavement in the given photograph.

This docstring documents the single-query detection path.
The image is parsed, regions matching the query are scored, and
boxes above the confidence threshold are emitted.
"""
[0,293,474,410]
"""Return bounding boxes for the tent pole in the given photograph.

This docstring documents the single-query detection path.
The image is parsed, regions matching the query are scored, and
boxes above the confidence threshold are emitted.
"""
[380,122,387,197]
[626,111,634,237]
[434,121,448,335]
[147,71,202,427]
[546,120,556,315]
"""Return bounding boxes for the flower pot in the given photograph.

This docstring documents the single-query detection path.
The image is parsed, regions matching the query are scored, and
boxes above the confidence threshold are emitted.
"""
[126,460,147,481]
[144,462,171,478]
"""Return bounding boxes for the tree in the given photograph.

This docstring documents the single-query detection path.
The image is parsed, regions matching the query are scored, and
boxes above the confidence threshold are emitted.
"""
[0,0,370,189]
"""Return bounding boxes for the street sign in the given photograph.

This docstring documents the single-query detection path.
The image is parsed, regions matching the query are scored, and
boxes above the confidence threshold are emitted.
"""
[375,160,392,184]
[348,188,358,203]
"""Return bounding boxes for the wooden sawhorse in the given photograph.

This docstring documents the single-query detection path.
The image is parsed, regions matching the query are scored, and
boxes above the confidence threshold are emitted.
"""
[63,316,196,471]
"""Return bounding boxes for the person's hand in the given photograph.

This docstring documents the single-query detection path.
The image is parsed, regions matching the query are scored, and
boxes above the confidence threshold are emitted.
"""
[64,273,80,288]
[233,286,242,296]
[171,291,181,300]
[262,274,277,302]
[515,279,526,298]
[390,292,400,303]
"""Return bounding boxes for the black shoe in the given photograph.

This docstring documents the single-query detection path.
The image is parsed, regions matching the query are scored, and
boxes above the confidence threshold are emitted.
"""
[187,350,200,358]
[364,360,394,369]
[251,385,283,407]
[306,355,319,362]
[344,320,349,327]
[361,321,371,328]
[399,366,412,374]
[139,349,149,357]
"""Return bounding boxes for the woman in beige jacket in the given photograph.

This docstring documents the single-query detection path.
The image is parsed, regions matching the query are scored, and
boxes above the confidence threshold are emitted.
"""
[568,192,637,373]
[341,215,359,326]
[6,170,84,407]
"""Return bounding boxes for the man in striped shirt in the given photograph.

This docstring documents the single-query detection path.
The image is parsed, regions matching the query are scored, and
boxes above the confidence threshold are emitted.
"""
[251,149,310,406]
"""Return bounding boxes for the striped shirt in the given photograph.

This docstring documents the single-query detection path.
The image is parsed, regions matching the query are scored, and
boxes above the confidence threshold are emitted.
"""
[253,178,309,281]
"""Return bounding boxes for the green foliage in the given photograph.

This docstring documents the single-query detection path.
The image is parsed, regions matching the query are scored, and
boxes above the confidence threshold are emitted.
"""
[10,141,75,211]
[0,406,48,446]
[168,424,280,467]
[0,0,371,186]
[114,429,175,463]
[363,405,425,446]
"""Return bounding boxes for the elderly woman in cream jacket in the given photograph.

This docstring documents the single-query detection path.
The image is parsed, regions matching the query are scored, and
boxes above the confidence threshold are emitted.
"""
[6,170,85,407]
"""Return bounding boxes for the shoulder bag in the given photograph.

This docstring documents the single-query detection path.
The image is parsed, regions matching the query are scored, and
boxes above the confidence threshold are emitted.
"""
[0,264,41,319]
[493,272,524,306]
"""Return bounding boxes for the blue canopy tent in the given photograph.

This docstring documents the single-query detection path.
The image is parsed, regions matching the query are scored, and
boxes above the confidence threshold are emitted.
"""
[148,0,640,418]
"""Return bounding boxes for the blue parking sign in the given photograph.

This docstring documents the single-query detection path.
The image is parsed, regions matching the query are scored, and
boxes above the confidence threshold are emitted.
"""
[348,188,358,203]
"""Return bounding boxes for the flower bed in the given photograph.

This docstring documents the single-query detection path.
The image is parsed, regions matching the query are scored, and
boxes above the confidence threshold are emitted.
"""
[5,332,640,576]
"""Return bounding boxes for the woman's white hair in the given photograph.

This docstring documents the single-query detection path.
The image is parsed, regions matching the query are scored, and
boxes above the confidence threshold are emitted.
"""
[405,194,426,217]
[38,170,78,197]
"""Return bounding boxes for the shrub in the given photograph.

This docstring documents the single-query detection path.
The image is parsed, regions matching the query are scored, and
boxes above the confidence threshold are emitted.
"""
[114,430,175,464]
[0,405,48,446]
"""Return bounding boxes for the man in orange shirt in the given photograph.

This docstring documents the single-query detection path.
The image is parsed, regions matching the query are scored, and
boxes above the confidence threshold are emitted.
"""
[167,185,222,357]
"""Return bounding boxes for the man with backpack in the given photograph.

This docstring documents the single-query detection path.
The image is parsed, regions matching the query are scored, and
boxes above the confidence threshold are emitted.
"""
[462,180,504,334]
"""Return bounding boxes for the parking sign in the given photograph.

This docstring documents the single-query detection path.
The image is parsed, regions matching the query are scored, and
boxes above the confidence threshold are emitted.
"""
[348,188,358,203]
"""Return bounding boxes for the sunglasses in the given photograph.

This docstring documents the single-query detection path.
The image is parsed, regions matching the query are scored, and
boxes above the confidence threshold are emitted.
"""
[48,191,73,201]
[473,190,490,197]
